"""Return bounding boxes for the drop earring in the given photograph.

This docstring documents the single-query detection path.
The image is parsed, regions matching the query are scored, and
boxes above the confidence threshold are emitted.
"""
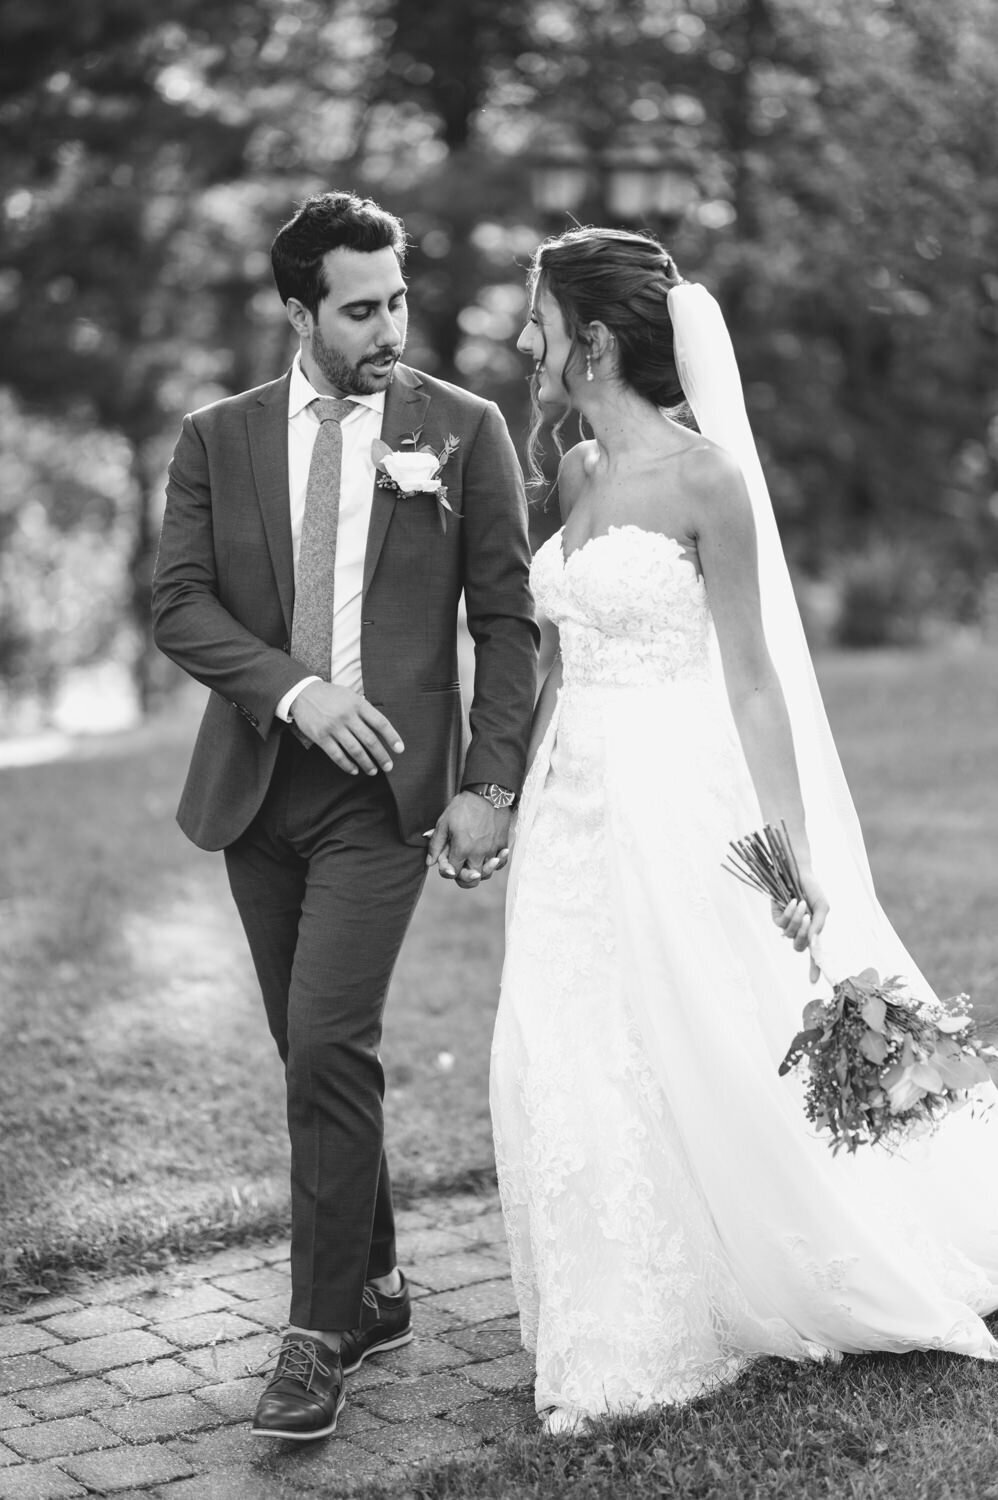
[585,352,594,382]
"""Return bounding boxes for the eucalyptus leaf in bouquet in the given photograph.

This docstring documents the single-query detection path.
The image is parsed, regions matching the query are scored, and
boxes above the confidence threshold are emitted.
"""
[724,824,998,1154]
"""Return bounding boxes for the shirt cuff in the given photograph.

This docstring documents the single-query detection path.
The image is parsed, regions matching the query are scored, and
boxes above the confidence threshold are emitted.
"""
[276,677,322,722]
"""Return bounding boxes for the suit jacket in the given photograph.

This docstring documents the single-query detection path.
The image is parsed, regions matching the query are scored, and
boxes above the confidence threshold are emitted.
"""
[152,363,539,851]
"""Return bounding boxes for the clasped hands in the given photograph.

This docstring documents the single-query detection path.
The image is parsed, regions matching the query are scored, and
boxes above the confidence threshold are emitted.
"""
[425,796,511,888]
[289,682,510,889]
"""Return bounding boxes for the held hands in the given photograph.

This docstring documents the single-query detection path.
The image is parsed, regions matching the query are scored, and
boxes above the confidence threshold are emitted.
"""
[426,792,512,890]
[290,682,404,776]
[773,870,830,984]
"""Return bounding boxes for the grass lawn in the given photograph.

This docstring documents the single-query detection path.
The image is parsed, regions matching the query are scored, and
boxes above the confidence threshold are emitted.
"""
[817,643,998,1011]
[1,644,997,1308]
[354,1345,998,1499]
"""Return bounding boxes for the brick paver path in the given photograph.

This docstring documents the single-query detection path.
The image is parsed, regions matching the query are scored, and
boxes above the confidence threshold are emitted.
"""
[0,1193,537,1498]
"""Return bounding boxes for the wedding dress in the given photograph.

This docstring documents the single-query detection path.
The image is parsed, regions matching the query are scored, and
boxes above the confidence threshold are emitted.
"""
[491,520,998,1431]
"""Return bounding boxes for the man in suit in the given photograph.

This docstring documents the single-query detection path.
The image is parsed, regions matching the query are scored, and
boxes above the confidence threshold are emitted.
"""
[152,191,538,1442]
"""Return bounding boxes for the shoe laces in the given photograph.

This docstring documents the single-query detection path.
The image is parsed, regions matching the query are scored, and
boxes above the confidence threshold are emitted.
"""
[361,1285,380,1313]
[255,1337,332,1392]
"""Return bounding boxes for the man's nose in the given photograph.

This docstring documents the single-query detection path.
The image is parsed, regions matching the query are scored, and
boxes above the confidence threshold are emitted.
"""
[376,307,403,346]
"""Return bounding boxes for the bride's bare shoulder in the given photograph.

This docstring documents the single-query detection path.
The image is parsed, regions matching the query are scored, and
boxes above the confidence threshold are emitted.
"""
[676,437,751,519]
[556,441,597,518]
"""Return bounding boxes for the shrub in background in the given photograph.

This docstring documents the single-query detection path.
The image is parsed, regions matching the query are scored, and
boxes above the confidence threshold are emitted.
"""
[831,542,939,649]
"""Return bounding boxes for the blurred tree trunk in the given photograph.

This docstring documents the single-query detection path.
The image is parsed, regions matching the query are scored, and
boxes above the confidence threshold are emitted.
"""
[384,0,531,147]
[727,0,771,250]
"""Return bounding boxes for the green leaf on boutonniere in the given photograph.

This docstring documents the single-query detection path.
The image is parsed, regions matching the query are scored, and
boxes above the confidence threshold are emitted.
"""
[436,490,458,534]
[433,436,461,532]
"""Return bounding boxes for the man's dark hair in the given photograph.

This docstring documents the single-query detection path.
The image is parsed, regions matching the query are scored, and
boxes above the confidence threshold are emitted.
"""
[271,192,408,315]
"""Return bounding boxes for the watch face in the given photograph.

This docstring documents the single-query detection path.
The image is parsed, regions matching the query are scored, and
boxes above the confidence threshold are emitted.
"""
[488,783,515,809]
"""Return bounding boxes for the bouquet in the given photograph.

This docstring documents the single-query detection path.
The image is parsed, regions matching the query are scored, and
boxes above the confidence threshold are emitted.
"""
[724,823,998,1154]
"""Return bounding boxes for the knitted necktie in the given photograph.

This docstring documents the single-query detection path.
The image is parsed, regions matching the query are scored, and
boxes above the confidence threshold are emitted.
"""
[290,396,355,677]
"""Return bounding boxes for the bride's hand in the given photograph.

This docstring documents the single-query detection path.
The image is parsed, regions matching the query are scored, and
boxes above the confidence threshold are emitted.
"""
[773,872,829,983]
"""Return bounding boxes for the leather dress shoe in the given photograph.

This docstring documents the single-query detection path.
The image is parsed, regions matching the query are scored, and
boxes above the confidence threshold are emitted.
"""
[341,1272,413,1374]
[251,1335,345,1440]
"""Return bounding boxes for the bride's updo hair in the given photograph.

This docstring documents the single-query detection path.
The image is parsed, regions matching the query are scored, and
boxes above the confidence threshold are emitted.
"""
[526,226,686,480]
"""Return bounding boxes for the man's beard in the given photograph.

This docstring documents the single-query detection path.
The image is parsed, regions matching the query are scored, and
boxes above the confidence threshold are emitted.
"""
[311,323,402,395]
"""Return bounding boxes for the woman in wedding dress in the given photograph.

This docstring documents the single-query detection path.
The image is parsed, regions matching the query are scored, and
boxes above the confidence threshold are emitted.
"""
[490,227,998,1433]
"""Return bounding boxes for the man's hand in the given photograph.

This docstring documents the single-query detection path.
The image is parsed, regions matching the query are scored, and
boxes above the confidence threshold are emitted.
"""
[290,682,404,776]
[426,792,512,889]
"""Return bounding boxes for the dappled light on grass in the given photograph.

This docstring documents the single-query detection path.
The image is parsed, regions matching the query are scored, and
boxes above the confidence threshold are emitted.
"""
[0,700,509,1298]
[0,719,291,1295]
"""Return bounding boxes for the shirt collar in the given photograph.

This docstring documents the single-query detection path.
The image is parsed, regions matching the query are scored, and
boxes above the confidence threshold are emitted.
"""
[289,352,386,421]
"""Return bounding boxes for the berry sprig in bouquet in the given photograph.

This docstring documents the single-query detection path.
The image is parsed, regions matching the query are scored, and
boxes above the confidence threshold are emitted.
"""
[724,824,998,1154]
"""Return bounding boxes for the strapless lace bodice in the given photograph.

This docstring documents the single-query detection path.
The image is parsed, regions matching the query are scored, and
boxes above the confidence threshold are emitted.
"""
[531,525,712,688]
[495,520,998,1435]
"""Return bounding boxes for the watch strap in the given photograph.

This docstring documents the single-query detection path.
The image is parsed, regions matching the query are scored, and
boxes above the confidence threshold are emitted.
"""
[464,782,516,809]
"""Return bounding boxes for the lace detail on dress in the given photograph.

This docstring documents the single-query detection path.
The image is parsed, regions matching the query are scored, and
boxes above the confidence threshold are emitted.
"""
[493,522,998,1429]
[532,526,713,690]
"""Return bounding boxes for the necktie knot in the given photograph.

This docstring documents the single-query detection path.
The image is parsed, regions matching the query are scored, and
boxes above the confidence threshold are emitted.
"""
[311,396,354,425]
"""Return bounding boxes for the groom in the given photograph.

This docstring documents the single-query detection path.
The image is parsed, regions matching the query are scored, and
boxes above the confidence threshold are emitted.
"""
[152,191,538,1442]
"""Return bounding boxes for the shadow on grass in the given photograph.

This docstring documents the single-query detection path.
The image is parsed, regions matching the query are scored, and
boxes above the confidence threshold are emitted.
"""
[352,1322,998,1499]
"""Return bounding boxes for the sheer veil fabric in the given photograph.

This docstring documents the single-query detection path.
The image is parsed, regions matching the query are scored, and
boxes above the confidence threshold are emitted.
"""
[667,282,925,989]
[494,281,998,1430]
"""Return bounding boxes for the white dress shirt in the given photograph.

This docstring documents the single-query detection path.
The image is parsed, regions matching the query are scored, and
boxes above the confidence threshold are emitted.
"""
[276,355,386,721]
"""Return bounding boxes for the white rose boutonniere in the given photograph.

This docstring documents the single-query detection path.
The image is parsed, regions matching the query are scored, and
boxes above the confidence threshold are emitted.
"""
[371,430,461,533]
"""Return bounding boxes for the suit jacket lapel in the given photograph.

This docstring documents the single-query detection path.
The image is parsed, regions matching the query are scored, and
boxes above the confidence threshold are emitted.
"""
[247,374,294,637]
[364,364,430,593]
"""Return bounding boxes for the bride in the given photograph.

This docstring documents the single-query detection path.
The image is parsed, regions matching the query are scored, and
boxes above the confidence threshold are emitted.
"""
[490,226,998,1433]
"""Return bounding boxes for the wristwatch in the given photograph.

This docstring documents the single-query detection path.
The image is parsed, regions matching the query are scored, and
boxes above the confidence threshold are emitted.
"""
[464,782,516,810]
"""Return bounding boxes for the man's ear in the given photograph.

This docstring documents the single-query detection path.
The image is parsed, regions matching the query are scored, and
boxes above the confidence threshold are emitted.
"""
[286,297,313,340]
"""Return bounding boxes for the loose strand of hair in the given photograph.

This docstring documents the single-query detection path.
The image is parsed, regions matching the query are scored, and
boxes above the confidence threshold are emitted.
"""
[525,374,547,489]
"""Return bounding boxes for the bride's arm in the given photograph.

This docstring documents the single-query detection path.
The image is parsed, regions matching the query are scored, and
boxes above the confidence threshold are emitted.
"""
[691,448,829,959]
[525,645,563,771]
[521,442,586,772]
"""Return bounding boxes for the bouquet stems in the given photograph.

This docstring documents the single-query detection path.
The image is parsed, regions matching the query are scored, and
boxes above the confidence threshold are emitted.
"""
[723,821,804,908]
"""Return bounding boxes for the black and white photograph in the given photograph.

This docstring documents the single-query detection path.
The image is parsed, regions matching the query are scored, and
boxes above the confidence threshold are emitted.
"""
[2,1,997,1496]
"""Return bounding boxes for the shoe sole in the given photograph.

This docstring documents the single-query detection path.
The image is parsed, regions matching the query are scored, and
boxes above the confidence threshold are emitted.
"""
[251,1388,346,1441]
[342,1326,413,1376]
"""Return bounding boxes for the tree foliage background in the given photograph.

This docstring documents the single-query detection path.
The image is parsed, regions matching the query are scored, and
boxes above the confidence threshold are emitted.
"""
[1,0,996,720]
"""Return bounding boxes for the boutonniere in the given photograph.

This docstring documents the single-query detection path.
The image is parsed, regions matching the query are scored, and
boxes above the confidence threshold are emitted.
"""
[371,430,461,533]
